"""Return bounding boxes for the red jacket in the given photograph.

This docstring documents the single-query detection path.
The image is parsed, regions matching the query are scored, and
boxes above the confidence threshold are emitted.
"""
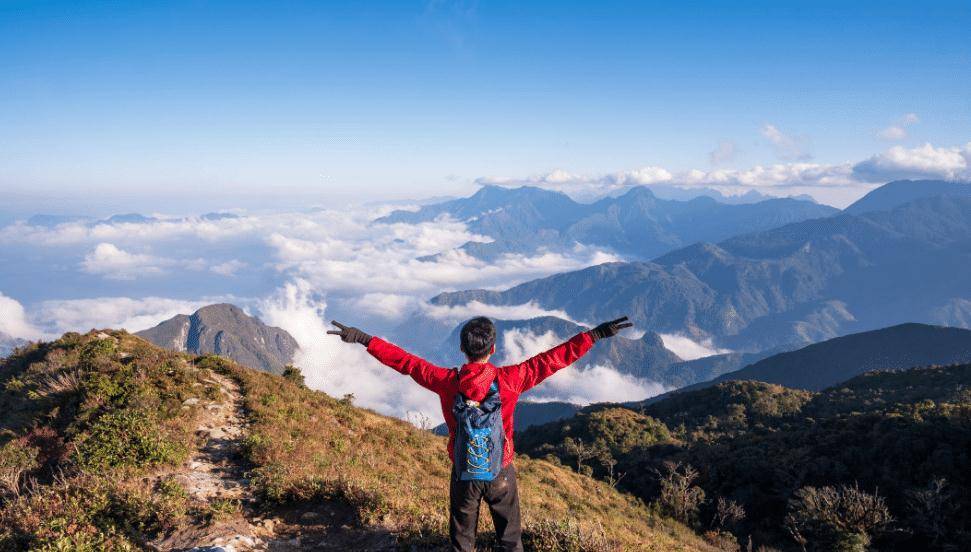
[366,332,595,467]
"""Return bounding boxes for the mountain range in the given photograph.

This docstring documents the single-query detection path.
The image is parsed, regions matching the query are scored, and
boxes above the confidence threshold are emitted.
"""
[677,322,971,392]
[427,185,971,353]
[429,315,769,390]
[378,184,837,261]
[24,211,240,227]
[516,322,971,428]
[844,179,971,214]
[136,303,298,374]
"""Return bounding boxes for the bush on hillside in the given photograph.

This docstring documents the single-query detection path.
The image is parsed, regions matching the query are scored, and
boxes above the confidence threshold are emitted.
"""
[784,484,893,552]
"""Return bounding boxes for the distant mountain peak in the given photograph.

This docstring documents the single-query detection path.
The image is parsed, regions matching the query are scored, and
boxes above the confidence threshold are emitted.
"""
[136,304,298,374]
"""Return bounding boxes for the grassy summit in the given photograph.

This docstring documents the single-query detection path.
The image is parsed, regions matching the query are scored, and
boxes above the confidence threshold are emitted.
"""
[0,330,715,551]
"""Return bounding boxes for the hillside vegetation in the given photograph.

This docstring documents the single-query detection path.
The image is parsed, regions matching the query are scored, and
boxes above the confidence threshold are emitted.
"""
[518,368,971,551]
[0,330,717,551]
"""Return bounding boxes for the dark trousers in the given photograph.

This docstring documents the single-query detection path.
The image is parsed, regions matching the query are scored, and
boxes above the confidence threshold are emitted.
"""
[449,463,523,552]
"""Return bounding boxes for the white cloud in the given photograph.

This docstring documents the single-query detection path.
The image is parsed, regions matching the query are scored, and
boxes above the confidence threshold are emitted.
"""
[474,160,869,207]
[210,259,248,276]
[878,126,907,141]
[498,328,565,364]
[5,204,613,308]
[80,243,172,280]
[607,166,675,186]
[80,243,206,280]
[269,228,619,296]
[0,292,43,340]
[0,215,263,247]
[761,123,812,161]
[658,333,731,360]
[853,142,971,182]
[681,163,856,189]
[344,293,421,320]
[528,364,668,405]
[467,136,967,207]
[33,296,226,335]
[878,113,920,141]
[498,328,667,405]
[259,279,445,424]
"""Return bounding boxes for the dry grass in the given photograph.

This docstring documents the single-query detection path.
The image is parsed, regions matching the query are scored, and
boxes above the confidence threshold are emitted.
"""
[0,331,225,550]
[209,356,718,551]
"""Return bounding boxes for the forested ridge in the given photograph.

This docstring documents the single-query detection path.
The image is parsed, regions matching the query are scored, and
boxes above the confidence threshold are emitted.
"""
[518,366,971,551]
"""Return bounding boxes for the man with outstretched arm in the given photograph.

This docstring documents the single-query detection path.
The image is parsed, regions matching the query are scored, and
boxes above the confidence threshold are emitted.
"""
[328,315,632,552]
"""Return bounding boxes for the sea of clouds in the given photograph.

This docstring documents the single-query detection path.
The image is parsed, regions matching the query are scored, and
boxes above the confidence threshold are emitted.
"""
[0,201,668,423]
[6,138,964,421]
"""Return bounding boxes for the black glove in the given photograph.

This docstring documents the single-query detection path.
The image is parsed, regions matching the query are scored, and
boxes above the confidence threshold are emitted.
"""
[588,316,633,341]
[327,321,372,346]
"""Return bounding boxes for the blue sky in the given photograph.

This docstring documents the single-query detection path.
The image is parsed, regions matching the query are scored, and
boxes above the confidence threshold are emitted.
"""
[1,0,970,213]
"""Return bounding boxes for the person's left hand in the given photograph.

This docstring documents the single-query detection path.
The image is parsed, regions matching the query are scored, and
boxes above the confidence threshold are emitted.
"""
[588,316,633,341]
[327,321,372,346]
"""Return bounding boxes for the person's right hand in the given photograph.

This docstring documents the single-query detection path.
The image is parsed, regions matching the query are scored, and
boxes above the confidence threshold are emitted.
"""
[327,321,372,346]
[588,316,633,341]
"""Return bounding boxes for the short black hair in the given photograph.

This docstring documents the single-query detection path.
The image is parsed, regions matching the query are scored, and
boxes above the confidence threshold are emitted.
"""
[460,317,496,360]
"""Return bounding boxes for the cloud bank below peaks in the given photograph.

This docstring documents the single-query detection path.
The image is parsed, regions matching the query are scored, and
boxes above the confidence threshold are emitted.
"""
[259,279,450,424]
[475,141,971,207]
[499,328,667,405]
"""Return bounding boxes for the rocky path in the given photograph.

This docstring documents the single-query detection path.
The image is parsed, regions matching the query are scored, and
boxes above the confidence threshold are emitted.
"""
[151,369,396,552]
[153,371,271,552]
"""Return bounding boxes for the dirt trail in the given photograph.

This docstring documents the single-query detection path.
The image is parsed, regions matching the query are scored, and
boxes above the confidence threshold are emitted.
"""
[151,370,397,552]
[152,371,270,552]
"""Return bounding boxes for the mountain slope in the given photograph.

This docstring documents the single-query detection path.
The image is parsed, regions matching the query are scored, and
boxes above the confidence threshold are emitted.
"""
[431,194,971,351]
[379,184,837,261]
[517,364,971,550]
[0,330,716,551]
[844,179,971,214]
[687,322,971,391]
[136,303,298,374]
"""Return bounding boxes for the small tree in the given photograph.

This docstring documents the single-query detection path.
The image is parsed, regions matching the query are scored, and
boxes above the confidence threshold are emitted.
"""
[281,365,306,388]
[0,441,39,499]
[598,453,625,488]
[406,411,433,431]
[563,437,596,473]
[656,461,706,525]
[907,478,955,546]
[713,496,746,530]
[785,484,892,552]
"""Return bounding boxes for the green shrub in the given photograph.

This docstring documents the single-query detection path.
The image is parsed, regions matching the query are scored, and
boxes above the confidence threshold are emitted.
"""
[281,365,306,388]
[73,411,184,471]
[0,442,39,498]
